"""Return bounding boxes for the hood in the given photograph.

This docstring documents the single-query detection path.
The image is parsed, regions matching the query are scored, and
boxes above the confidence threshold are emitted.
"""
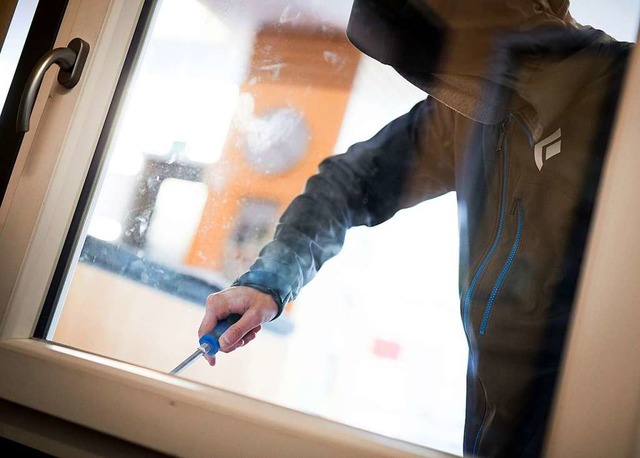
[346,0,611,139]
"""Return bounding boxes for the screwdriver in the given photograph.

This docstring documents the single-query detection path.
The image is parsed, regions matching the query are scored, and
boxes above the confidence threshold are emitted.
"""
[170,313,241,375]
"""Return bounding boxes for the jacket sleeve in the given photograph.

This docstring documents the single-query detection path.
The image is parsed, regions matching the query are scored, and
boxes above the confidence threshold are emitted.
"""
[232,96,456,317]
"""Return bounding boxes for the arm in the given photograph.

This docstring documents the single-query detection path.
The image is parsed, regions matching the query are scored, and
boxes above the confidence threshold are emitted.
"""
[199,97,456,362]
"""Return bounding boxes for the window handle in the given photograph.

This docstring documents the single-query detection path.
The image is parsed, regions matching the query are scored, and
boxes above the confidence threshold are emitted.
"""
[16,37,90,133]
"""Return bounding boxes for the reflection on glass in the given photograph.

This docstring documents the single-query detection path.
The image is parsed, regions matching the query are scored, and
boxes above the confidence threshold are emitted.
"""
[0,0,39,110]
[48,0,637,456]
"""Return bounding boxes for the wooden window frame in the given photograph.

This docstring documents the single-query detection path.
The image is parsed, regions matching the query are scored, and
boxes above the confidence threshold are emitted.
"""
[0,0,638,456]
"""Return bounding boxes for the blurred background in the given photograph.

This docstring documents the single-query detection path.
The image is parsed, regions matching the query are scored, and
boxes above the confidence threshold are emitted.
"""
[0,0,631,455]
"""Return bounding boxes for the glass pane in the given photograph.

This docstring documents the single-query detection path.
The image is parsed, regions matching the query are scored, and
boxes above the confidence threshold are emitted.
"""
[0,0,38,111]
[45,0,639,456]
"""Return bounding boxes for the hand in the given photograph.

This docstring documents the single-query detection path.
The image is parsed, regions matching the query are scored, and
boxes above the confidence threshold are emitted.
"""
[198,286,279,366]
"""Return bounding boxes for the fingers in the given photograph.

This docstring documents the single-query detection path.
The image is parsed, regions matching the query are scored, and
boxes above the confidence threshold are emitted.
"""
[204,326,261,365]
[198,308,218,339]
[197,286,277,365]
[219,310,264,351]
[220,326,261,353]
[243,333,256,345]
[198,291,236,337]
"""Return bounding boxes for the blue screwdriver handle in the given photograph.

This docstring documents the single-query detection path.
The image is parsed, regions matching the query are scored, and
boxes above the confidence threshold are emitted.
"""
[198,313,242,356]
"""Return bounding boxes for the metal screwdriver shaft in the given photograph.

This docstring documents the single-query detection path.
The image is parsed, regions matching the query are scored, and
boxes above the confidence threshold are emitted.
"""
[170,343,211,375]
[170,313,242,376]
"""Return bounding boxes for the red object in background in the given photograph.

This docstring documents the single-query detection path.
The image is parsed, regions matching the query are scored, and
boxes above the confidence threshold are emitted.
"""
[372,338,402,360]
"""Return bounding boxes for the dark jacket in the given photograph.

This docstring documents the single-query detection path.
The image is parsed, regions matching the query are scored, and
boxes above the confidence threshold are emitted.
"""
[233,1,631,456]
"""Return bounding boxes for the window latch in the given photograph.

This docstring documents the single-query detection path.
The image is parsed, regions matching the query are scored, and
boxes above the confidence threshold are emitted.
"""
[16,37,90,133]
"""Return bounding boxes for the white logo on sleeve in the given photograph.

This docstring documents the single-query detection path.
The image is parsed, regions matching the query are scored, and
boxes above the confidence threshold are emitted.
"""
[534,128,561,171]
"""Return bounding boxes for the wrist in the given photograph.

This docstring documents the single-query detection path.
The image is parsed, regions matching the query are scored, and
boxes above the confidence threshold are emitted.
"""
[230,277,289,320]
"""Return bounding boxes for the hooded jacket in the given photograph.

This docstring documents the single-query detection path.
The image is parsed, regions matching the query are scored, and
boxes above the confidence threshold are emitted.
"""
[233,1,632,456]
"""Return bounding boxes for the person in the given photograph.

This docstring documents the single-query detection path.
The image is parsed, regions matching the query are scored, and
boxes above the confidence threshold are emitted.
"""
[198,1,632,456]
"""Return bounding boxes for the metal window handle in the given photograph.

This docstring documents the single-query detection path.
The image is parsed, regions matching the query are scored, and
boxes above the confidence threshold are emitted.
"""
[16,37,90,133]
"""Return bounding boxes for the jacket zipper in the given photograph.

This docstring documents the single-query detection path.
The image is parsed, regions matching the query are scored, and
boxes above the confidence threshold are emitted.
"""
[477,114,532,335]
[462,117,509,335]
[472,379,490,456]
[479,200,523,335]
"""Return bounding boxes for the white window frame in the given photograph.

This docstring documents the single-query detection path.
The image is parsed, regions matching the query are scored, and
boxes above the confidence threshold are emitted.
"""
[544,31,640,458]
[0,1,447,455]
[0,0,638,456]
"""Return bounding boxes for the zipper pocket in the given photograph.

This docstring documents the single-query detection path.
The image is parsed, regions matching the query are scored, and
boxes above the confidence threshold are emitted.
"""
[462,119,509,335]
[479,200,523,335]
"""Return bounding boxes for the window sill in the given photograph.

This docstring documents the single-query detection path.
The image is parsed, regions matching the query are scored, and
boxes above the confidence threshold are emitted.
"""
[0,338,449,457]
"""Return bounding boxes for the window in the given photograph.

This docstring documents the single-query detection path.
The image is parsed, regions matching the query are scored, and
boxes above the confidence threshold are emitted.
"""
[41,0,465,453]
[1,0,640,456]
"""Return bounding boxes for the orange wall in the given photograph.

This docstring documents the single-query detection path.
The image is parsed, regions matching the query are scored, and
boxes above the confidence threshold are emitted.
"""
[186,27,359,278]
